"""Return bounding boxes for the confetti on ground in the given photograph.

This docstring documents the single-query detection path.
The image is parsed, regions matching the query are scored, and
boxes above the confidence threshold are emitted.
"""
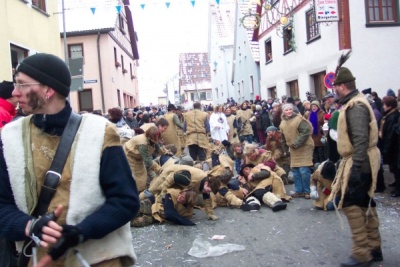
[209,235,226,240]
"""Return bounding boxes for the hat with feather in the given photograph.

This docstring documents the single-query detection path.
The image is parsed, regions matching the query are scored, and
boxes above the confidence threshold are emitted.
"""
[332,50,356,86]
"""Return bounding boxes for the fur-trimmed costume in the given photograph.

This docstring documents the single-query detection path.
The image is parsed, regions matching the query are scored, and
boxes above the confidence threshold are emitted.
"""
[1,114,137,267]
[124,132,162,192]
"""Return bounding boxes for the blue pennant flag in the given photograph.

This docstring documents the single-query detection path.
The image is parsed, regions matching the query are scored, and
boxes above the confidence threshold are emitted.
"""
[140,4,145,9]
[90,7,96,15]
[166,2,170,8]
[191,0,195,7]
[116,5,122,13]
[216,0,220,4]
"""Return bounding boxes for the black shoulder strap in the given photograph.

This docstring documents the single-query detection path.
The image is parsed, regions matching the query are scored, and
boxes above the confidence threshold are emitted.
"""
[18,112,82,267]
[33,112,82,217]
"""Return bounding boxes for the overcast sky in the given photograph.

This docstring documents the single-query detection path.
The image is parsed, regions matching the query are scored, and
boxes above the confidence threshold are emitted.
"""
[131,0,209,105]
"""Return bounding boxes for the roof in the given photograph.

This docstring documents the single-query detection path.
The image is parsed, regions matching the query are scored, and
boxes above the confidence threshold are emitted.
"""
[59,0,120,34]
[179,53,211,87]
[210,0,236,45]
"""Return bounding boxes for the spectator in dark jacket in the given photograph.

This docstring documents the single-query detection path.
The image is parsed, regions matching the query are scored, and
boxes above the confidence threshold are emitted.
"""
[371,91,383,113]
[261,104,272,135]
[379,96,400,194]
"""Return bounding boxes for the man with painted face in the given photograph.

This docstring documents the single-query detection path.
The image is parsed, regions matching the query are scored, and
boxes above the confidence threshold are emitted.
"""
[329,52,382,267]
[0,53,139,266]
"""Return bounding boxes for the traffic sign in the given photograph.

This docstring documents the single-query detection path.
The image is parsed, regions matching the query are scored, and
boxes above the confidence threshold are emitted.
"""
[324,72,336,89]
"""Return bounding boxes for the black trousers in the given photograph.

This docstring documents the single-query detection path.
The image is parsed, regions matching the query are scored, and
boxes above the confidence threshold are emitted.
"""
[188,144,207,161]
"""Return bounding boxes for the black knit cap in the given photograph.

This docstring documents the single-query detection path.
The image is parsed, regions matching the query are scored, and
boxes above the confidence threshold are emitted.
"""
[0,81,14,99]
[16,53,71,97]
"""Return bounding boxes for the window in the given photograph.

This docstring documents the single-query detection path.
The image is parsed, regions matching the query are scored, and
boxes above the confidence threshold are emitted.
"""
[249,75,254,93]
[117,89,121,107]
[114,47,120,67]
[306,8,320,42]
[190,92,207,101]
[119,14,126,34]
[366,0,398,25]
[32,0,46,13]
[121,56,127,74]
[265,38,272,63]
[288,80,299,98]
[206,91,212,100]
[268,86,277,99]
[130,63,134,79]
[68,44,83,59]
[78,89,93,112]
[283,24,294,54]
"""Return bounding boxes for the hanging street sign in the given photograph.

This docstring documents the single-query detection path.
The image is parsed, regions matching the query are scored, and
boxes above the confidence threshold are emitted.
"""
[314,0,339,22]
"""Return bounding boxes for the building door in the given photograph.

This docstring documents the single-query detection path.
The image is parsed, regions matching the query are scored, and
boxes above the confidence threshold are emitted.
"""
[312,71,326,100]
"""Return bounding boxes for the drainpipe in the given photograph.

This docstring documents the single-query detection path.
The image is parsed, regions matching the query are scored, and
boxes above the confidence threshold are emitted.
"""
[97,32,105,113]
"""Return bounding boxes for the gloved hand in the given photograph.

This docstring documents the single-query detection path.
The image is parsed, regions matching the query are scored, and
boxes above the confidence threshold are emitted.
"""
[49,225,84,260]
[28,212,58,246]
[310,186,319,200]
[207,214,219,221]
[347,164,362,193]
[346,164,365,203]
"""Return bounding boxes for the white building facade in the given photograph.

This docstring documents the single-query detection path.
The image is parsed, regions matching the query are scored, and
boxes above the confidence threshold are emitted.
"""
[256,0,400,101]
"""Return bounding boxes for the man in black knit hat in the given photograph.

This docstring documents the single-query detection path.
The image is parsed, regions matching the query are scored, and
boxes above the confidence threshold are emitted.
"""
[0,53,139,266]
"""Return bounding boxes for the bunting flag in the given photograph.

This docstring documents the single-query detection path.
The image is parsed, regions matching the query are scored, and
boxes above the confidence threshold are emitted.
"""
[116,5,122,13]
[191,0,195,7]
[90,7,96,14]
[140,4,145,9]
[166,2,170,8]
[215,0,220,4]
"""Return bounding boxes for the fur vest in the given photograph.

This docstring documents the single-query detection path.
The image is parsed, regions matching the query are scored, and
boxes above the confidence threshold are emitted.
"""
[330,93,380,209]
[2,114,136,266]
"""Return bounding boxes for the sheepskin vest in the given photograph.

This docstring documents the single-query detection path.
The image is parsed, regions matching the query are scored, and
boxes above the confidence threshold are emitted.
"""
[152,188,194,223]
[1,114,136,267]
[184,109,209,149]
[236,108,253,135]
[162,113,182,156]
[280,114,314,167]
[330,93,380,209]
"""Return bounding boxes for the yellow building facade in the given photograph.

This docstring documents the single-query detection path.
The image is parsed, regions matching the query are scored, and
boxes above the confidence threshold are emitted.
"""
[0,0,61,81]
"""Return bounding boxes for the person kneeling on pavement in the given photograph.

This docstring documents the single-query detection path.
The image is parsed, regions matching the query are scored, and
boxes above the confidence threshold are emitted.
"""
[242,143,289,184]
[238,163,291,212]
[310,160,337,211]
[131,188,197,227]
[212,165,261,212]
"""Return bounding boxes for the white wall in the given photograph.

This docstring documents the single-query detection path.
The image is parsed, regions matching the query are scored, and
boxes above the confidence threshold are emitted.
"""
[258,0,400,101]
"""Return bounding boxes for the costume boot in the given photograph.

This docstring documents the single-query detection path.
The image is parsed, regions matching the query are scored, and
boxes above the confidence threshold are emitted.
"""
[131,215,155,227]
[204,198,219,220]
[361,207,383,261]
[262,192,286,212]
[342,206,373,265]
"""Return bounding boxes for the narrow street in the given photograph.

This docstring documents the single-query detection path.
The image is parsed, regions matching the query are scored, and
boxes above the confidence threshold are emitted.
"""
[131,171,400,267]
